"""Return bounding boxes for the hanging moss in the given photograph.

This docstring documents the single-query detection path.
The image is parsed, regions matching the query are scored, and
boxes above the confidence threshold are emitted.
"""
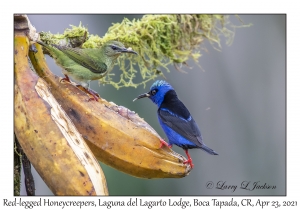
[39,15,251,89]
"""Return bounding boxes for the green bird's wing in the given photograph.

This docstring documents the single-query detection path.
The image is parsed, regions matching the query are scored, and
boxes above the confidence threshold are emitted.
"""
[54,45,107,74]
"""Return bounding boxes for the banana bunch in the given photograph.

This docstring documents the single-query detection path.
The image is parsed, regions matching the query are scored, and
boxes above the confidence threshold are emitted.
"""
[29,42,191,178]
[14,34,108,195]
[14,15,191,196]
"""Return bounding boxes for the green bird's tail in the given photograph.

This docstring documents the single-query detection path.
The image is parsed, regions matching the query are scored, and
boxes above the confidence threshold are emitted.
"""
[36,41,60,51]
[36,40,48,47]
[36,40,56,52]
[36,41,63,60]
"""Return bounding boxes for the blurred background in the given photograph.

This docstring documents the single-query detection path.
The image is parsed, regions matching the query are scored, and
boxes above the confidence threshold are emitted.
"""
[22,14,285,196]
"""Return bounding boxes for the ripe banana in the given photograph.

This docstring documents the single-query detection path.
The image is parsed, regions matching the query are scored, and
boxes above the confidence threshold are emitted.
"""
[30,43,191,178]
[14,33,108,195]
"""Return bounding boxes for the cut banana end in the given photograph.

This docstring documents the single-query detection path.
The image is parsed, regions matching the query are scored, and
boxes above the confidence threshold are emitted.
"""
[14,34,108,195]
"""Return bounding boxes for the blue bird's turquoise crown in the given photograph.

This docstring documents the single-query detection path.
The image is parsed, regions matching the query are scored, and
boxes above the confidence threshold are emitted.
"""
[150,80,171,90]
[149,80,174,107]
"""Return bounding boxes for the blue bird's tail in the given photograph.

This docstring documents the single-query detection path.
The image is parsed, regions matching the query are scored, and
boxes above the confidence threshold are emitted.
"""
[200,144,218,155]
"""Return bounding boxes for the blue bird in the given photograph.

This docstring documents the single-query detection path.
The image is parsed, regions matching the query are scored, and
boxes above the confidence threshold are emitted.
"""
[133,80,218,168]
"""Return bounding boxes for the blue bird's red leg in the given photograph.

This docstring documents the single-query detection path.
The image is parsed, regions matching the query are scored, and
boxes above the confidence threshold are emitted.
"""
[183,149,194,168]
[159,139,172,148]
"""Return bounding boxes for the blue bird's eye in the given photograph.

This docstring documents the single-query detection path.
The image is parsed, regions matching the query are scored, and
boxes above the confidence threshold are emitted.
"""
[151,89,157,95]
[111,45,117,50]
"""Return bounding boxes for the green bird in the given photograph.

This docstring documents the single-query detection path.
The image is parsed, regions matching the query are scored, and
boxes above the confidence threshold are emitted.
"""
[37,40,137,101]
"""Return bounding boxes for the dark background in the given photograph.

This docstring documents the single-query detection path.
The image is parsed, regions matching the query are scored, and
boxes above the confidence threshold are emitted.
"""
[22,14,285,195]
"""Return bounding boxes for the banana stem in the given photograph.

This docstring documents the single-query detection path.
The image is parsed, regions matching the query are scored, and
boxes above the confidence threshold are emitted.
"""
[13,134,22,196]
[16,136,36,196]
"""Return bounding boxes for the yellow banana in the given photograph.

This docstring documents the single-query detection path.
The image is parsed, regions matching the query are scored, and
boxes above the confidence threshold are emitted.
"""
[14,32,108,195]
[30,43,192,179]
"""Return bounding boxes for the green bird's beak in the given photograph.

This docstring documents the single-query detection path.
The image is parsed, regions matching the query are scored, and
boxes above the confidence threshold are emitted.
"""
[133,92,150,102]
[122,47,138,55]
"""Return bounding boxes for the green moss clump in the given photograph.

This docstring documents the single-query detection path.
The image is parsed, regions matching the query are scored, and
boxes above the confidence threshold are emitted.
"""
[40,15,250,89]
[39,22,89,48]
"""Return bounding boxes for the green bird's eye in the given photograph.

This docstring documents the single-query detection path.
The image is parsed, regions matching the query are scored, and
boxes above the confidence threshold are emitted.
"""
[111,45,117,50]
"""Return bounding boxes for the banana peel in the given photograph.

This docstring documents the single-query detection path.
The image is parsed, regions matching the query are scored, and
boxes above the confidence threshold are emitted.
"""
[14,33,108,195]
[29,44,191,178]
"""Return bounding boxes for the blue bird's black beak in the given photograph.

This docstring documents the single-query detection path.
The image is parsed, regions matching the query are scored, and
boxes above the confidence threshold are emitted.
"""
[133,92,150,102]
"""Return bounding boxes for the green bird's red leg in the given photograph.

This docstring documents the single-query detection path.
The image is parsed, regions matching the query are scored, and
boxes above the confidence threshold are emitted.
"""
[60,75,100,101]
[87,88,100,98]
[183,149,194,168]
[76,85,100,102]
[61,74,71,83]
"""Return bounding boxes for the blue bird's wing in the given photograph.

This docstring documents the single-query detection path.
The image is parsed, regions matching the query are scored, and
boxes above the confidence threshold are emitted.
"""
[158,108,204,147]
[53,45,107,74]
